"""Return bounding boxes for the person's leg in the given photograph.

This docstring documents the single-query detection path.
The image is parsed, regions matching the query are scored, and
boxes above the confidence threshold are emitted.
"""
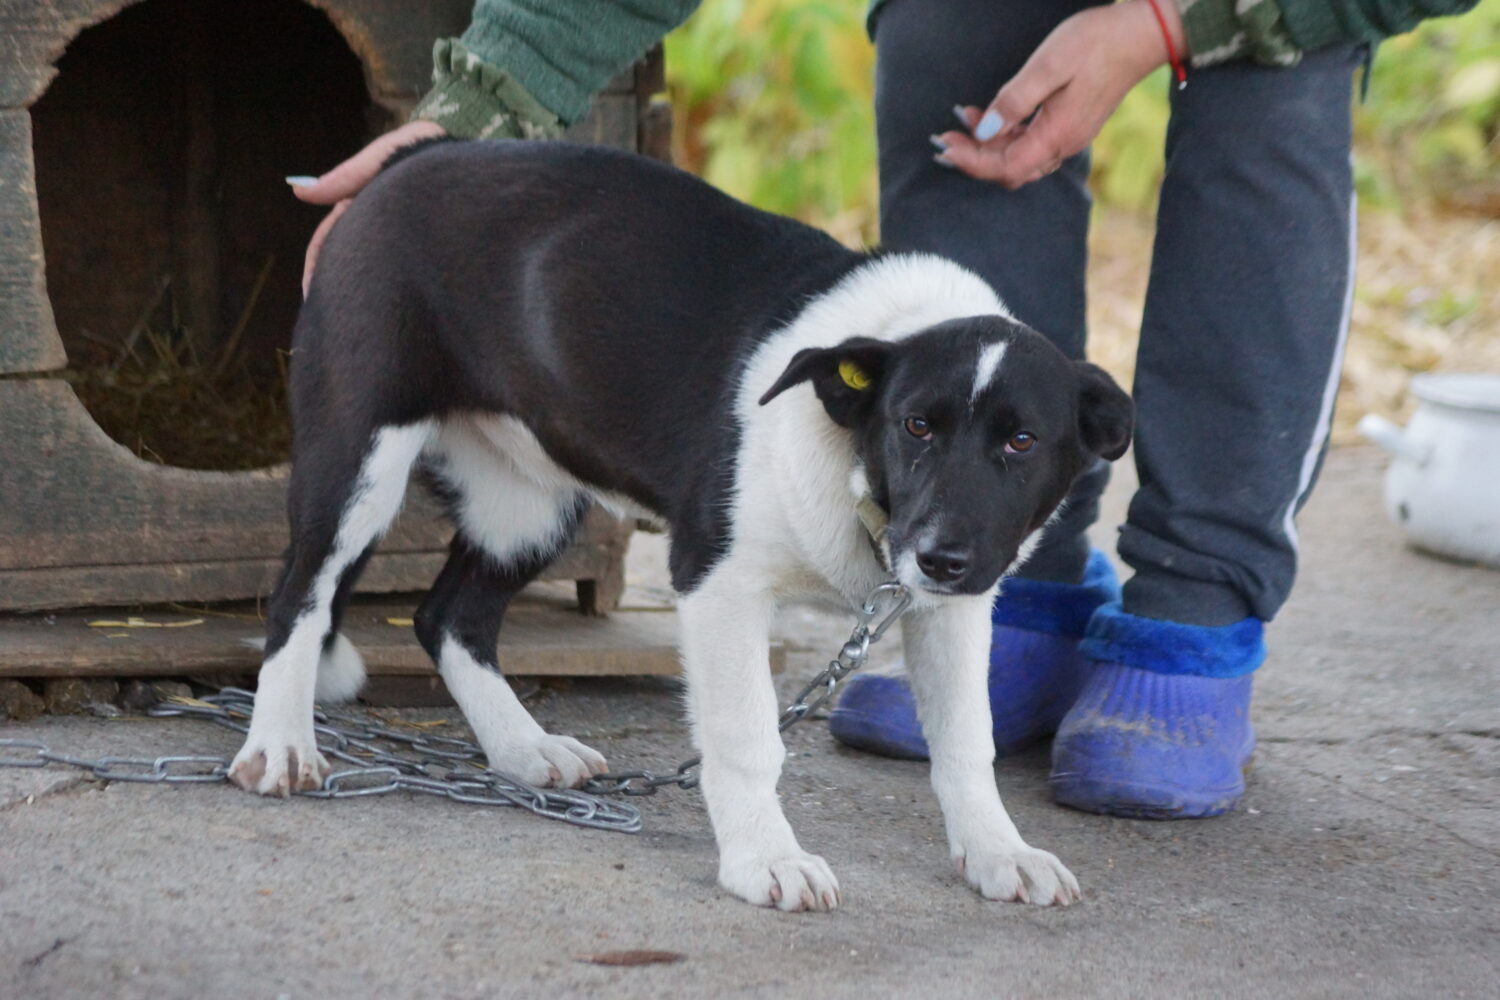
[875,0,1105,586]
[1052,42,1364,818]
[831,0,1116,760]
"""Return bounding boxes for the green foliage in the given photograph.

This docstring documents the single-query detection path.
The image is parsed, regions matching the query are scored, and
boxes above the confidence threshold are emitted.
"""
[665,0,878,242]
[666,0,1500,227]
[1090,68,1171,213]
[1353,2,1500,209]
[1422,287,1480,326]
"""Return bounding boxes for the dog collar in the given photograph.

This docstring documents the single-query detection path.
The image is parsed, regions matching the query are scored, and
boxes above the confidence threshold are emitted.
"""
[855,493,891,572]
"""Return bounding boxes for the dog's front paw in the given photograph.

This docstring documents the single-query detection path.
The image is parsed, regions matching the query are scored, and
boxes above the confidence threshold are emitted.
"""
[955,843,1081,906]
[719,848,841,912]
[228,733,330,798]
[486,734,608,789]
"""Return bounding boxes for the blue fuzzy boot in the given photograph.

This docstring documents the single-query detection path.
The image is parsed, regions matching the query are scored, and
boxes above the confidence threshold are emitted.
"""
[1049,602,1263,819]
[827,551,1120,760]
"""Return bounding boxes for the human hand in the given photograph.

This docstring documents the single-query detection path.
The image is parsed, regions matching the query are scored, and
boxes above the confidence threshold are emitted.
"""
[933,0,1186,189]
[289,119,448,296]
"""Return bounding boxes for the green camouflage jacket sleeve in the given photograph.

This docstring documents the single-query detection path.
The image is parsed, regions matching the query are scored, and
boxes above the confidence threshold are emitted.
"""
[412,0,700,139]
[1180,0,1482,68]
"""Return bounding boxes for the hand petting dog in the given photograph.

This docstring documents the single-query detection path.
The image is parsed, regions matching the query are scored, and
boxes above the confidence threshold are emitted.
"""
[287,119,448,296]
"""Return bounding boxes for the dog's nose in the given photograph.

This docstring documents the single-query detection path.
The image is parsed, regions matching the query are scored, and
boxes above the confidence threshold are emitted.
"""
[916,544,970,584]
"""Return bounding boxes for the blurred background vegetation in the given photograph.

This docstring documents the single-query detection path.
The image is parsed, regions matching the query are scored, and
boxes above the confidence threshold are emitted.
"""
[664,0,1499,440]
[666,0,878,245]
[665,0,1498,233]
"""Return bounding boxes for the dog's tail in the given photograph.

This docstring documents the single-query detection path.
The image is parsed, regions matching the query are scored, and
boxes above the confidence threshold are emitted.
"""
[240,634,367,704]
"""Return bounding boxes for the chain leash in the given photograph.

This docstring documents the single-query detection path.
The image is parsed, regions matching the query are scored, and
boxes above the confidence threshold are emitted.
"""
[0,582,911,834]
[580,581,912,797]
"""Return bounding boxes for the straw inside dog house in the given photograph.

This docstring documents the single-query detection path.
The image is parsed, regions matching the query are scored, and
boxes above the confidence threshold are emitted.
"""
[0,0,676,685]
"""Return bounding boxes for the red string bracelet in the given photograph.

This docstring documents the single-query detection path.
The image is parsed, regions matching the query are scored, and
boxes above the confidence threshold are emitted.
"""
[1145,0,1188,90]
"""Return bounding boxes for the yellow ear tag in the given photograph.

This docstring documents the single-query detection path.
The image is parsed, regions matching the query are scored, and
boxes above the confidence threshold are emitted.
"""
[838,360,872,391]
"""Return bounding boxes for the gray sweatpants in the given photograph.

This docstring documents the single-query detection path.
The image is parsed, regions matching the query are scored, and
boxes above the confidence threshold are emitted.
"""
[873,0,1361,627]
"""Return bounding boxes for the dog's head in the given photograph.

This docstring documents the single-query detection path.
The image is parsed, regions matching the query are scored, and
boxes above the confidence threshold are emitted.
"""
[759,315,1132,596]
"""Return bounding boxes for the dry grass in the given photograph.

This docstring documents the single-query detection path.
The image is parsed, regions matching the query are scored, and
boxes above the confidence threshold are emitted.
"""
[66,324,292,472]
[64,254,293,472]
[1085,206,1500,444]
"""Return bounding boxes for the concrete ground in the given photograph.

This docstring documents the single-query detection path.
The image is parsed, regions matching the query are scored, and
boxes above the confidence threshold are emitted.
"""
[3,446,1497,999]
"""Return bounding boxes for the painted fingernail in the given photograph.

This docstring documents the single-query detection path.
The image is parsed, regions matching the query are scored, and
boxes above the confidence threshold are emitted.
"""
[285,175,319,188]
[932,153,956,170]
[952,105,970,128]
[929,134,948,153]
[974,109,1005,141]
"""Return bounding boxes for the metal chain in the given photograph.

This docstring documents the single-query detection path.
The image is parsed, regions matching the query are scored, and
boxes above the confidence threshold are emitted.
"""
[580,581,912,797]
[0,582,911,833]
[0,689,643,832]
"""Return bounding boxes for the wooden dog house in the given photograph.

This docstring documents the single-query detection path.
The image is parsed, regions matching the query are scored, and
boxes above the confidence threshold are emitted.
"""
[0,0,671,616]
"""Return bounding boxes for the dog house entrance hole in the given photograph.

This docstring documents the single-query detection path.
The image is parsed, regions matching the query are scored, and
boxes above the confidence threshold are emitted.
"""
[32,0,379,470]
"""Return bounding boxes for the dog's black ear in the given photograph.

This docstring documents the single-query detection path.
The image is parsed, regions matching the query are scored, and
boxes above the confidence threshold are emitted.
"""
[758,338,891,428]
[1076,361,1133,461]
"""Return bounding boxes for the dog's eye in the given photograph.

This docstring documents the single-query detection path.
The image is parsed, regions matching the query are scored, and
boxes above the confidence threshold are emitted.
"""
[905,417,932,440]
[1006,431,1036,453]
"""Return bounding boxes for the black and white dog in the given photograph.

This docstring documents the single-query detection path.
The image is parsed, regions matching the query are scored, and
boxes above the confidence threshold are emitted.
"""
[229,140,1132,912]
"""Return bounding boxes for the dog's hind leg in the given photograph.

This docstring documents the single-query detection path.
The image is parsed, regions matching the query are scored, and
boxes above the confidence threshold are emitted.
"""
[416,420,608,787]
[414,532,607,787]
[230,421,436,796]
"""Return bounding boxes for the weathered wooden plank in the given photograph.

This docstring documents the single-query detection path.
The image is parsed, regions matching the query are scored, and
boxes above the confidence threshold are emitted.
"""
[639,100,674,163]
[0,552,436,613]
[0,378,445,572]
[0,0,471,109]
[337,599,691,677]
[0,546,636,616]
[563,94,637,150]
[312,0,471,102]
[356,674,458,707]
[0,380,631,610]
[635,47,667,98]
[0,110,65,374]
[0,527,626,612]
[0,0,130,108]
[169,5,221,350]
[602,66,637,95]
[0,594,774,679]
